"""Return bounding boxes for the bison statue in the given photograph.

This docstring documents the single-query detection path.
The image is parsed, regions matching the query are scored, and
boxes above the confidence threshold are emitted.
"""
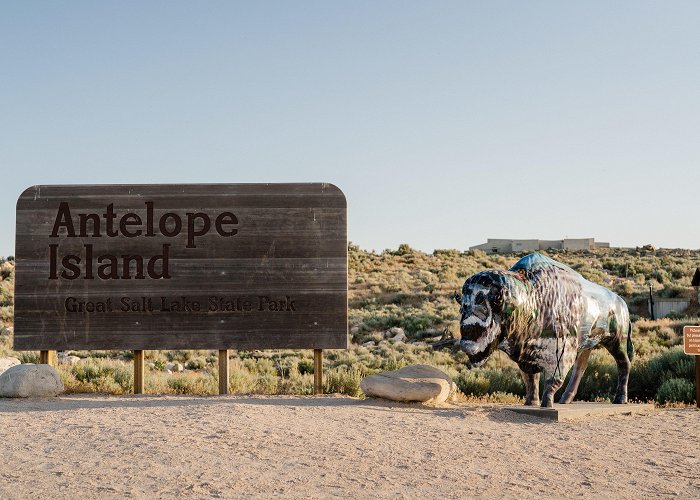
[457,253,633,407]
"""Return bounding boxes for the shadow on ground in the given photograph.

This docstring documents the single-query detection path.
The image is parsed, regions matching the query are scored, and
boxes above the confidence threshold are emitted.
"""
[0,393,472,418]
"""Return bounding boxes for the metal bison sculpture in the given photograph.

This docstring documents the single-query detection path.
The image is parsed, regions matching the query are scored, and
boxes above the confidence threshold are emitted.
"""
[456,253,633,407]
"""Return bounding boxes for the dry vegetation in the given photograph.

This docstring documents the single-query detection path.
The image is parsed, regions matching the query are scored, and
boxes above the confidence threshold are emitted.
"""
[1,245,698,405]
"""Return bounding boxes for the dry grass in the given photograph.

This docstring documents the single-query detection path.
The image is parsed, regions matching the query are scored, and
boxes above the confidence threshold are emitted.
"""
[1,248,698,404]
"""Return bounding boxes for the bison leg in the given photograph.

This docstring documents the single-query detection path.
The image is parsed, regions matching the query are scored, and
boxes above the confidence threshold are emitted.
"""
[519,370,540,406]
[541,377,565,408]
[604,339,630,404]
[539,338,577,408]
[558,350,591,404]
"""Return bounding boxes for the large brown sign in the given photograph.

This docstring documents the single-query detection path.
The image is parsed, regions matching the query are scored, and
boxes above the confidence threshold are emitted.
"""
[14,183,347,350]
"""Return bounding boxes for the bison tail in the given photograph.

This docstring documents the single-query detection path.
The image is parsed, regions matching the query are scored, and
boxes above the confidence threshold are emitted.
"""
[626,322,634,361]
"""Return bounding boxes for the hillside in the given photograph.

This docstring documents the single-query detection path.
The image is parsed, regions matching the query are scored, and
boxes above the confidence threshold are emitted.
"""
[348,244,700,339]
[1,246,698,404]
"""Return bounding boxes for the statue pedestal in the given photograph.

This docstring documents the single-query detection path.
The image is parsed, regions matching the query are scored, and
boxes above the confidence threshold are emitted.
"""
[506,402,655,421]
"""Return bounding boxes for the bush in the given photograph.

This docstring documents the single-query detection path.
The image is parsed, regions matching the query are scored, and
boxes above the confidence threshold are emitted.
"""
[112,366,133,393]
[297,358,314,375]
[253,373,279,394]
[185,357,207,370]
[325,366,362,397]
[656,378,695,405]
[18,352,39,364]
[454,368,524,397]
[629,347,695,402]
[167,373,216,394]
[481,368,525,395]
[455,371,490,396]
[571,352,619,401]
[73,362,113,384]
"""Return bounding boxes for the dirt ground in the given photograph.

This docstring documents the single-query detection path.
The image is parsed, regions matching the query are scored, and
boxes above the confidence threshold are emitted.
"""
[0,395,698,499]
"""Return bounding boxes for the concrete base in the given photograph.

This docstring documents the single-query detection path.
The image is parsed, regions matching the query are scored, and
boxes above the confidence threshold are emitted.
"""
[506,402,654,421]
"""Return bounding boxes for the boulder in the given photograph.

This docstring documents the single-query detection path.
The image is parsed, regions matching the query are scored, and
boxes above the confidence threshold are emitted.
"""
[0,357,21,376]
[165,362,184,373]
[60,355,81,365]
[360,364,457,403]
[0,364,64,397]
[385,327,405,338]
[390,331,406,342]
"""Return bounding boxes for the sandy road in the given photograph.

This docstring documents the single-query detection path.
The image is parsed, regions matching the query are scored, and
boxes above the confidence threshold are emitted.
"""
[0,395,698,499]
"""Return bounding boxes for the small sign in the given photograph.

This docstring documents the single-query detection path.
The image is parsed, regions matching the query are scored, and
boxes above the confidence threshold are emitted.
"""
[683,326,700,355]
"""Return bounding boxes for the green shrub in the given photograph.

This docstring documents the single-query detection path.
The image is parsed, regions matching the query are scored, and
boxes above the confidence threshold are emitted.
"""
[629,347,695,401]
[278,372,313,395]
[454,368,525,397]
[481,368,525,395]
[570,352,619,402]
[185,357,207,370]
[229,368,254,393]
[112,367,133,393]
[297,358,314,375]
[381,356,408,371]
[325,366,362,397]
[73,362,114,384]
[656,378,695,405]
[167,374,216,394]
[455,371,490,396]
[18,352,39,364]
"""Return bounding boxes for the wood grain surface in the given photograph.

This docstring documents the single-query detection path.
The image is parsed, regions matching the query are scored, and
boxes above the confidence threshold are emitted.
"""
[14,183,347,350]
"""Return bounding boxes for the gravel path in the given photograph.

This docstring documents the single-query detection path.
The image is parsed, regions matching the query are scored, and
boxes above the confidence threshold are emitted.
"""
[1,395,698,498]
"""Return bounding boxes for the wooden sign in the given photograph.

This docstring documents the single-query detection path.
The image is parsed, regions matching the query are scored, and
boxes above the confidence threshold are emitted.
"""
[14,183,348,351]
[683,326,700,355]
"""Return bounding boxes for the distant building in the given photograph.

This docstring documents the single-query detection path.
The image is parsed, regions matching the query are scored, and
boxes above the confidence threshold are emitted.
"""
[469,238,610,254]
[647,266,700,319]
[648,297,689,319]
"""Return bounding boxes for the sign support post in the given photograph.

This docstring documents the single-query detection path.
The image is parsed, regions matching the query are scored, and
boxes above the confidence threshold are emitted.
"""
[133,350,144,394]
[219,350,229,395]
[39,350,56,367]
[314,349,323,395]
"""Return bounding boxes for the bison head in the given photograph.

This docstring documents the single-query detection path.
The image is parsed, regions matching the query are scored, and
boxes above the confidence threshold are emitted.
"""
[456,271,509,368]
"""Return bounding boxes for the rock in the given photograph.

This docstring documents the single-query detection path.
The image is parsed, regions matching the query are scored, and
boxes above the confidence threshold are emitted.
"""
[165,362,184,373]
[0,364,64,397]
[350,326,360,335]
[362,341,375,347]
[60,355,81,365]
[0,357,21,376]
[390,331,406,342]
[384,327,406,342]
[360,364,457,403]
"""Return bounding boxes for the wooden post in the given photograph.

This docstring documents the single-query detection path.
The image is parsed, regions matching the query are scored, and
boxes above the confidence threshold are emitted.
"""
[219,349,229,395]
[314,349,323,395]
[133,350,144,394]
[39,350,57,367]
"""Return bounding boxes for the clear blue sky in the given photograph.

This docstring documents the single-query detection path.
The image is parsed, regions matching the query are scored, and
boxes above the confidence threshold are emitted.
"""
[2,1,699,257]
